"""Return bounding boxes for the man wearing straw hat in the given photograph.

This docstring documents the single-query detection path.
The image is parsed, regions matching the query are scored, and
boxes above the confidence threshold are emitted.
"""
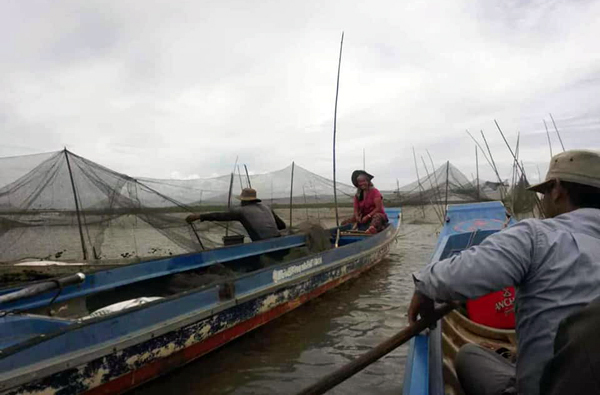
[408,150,600,395]
[186,188,286,241]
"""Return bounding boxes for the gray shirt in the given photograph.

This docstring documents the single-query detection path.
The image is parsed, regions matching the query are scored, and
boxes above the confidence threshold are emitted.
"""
[413,208,600,395]
[200,202,286,241]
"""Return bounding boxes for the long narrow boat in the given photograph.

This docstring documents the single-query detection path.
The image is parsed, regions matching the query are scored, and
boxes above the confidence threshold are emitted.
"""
[0,208,400,394]
[403,202,517,395]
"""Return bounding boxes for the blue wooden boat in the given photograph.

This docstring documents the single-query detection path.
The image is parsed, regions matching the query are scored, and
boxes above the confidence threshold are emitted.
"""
[0,209,401,394]
[403,202,517,395]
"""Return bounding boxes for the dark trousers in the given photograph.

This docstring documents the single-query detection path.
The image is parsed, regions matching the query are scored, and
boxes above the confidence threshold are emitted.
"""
[456,343,516,395]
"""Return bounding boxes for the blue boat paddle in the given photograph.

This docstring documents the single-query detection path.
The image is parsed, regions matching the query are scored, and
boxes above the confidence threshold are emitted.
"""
[295,302,457,395]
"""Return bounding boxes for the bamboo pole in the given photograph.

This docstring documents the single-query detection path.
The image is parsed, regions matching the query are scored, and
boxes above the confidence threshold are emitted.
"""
[289,161,295,228]
[363,148,366,170]
[426,149,445,217]
[444,161,450,220]
[475,146,480,201]
[244,164,252,188]
[412,147,426,217]
[544,120,553,159]
[303,185,309,221]
[421,156,444,224]
[64,149,88,260]
[480,130,506,200]
[549,113,566,152]
[494,120,545,218]
[332,32,344,246]
[237,165,244,190]
[225,172,234,237]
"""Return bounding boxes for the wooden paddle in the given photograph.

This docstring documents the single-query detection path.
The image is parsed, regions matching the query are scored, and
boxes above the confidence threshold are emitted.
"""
[296,302,457,395]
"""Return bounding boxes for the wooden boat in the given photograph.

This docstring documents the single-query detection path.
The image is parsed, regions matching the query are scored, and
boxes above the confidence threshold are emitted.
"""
[403,202,517,395]
[0,208,400,394]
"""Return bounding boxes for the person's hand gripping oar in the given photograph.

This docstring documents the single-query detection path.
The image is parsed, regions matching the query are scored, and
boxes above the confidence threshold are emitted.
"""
[295,296,457,395]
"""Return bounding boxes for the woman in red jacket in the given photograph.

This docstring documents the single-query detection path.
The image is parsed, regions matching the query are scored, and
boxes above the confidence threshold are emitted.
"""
[343,170,388,234]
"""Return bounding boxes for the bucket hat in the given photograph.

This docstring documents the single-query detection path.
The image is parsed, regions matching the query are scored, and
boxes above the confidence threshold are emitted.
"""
[236,188,261,202]
[528,150,600,192]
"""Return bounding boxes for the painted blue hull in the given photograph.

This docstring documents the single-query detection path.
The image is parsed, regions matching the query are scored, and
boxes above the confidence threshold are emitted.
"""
[0,209,401,394]
[402,202,514,395]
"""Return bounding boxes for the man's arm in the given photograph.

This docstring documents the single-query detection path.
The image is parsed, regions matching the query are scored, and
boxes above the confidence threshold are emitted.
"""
[199,211,242,222]
[414,220,537,301]
[272,210,286,230]
[408,220,537,324]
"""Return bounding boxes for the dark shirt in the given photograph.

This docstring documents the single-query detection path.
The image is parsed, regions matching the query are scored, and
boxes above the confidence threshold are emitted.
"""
[200,202,286,241]
[540,296,600,395]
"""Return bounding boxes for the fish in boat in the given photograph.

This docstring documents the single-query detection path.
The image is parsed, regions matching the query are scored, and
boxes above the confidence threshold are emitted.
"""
[0,208,400,394]
[403,202,517,395]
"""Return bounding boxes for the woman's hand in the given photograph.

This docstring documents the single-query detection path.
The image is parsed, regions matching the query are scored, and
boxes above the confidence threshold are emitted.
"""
[360,214,371,224]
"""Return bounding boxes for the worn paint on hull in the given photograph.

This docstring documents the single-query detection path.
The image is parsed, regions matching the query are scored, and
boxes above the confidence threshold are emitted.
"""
[7,239,392,395]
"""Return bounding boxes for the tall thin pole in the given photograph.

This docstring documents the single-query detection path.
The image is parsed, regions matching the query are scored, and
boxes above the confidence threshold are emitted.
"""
[549,113,565,152]
[289,161,295,228]
[475,146,480,201]
[494,120,544,217]
[303,185,309,221]
[444,161,450,220]
[480,130,505,200]
[544,120,553,159]
[396,179,400,200]
[332,32,344,232]
[64,149,87,260]
[363,149,366,170]
[225,172,234,237]
[244,164,252,188]
[237,165,244,190]
[412,147,426,217]
[421,157,444,224]
[426,149,444,217]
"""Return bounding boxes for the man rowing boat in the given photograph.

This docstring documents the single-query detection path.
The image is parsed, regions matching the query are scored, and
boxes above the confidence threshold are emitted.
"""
[408,150,600,395]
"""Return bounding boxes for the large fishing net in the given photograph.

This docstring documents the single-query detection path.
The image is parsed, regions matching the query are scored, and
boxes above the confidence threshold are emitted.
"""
[0,150,355,264]
[394,161,502,205]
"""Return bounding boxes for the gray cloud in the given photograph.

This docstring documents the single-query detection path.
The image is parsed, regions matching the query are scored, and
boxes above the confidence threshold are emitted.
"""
[1,0,599,190]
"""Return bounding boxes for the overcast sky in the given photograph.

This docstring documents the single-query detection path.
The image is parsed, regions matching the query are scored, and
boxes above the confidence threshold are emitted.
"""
[2,0,599,189]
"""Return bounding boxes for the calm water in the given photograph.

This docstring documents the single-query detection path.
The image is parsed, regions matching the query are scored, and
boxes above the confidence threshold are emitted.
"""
[132,223,440,395]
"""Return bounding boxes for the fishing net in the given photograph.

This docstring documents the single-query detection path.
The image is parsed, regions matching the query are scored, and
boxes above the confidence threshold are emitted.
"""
[0,150,355,264]
[394,162,501,206]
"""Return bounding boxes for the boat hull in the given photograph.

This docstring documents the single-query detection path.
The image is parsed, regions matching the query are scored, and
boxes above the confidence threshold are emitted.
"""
[0,212,400,394]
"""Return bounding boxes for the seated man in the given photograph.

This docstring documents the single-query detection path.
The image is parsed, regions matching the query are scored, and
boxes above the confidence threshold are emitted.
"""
[186,188,286,242]
[408,150,600,395]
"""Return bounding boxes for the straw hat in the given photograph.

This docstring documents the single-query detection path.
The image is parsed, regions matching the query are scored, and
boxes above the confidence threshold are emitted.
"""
[236,188,261,202]
[351,170,374,188]
[528,150,600,192]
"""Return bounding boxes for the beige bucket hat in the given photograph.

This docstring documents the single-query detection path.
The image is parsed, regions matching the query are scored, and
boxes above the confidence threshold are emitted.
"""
[528,150,600,192]
[236,188,261,202]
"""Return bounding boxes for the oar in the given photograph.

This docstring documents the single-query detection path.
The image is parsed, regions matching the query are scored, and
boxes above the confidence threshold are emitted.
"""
[296,302,457,395]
